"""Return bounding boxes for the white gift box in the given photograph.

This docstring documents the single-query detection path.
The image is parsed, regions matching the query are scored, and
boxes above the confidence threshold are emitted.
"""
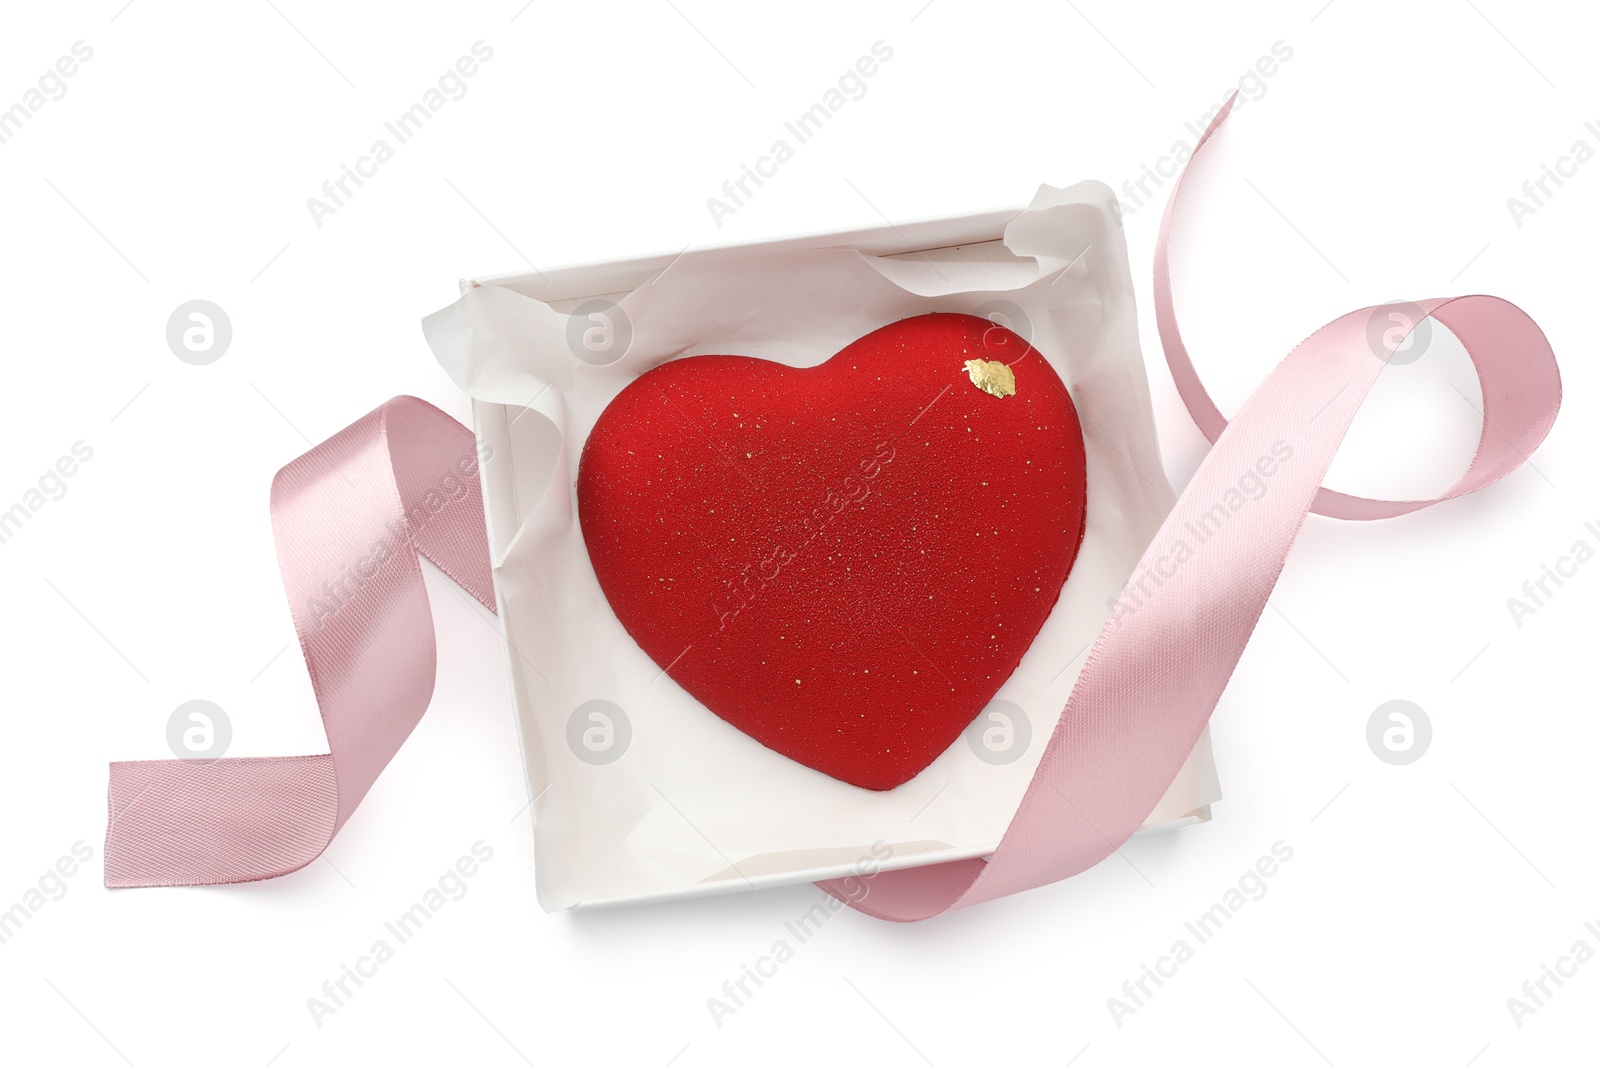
[423,183,1220,910]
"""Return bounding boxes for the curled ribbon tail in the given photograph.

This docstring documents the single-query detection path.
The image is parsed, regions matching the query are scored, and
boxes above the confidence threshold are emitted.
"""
[821,99,1561,922]
[105,396,494,888]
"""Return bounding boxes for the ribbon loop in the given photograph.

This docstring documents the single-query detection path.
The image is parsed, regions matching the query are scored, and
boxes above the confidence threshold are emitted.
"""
[1155,96,1561,522]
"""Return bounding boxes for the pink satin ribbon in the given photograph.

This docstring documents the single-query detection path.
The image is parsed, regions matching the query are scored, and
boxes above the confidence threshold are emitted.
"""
[819,95,1561,919]
[104,398,494,886]
[105,94,1561,920]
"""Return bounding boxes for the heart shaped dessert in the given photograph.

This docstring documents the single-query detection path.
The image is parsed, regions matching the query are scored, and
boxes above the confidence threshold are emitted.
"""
[577,312,1088,790]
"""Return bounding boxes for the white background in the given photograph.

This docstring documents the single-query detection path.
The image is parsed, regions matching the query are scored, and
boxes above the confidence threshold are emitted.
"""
[1,0,1595,1063]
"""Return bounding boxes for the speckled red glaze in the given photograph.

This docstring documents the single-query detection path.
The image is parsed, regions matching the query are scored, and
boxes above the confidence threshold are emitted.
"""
[576,312,1088,790]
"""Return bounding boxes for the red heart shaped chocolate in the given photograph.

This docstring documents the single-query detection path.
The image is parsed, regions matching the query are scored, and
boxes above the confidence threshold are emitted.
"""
[577,312,1087,790]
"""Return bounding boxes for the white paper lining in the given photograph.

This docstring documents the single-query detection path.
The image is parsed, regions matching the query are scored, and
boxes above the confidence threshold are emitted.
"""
[422,180,1220,910]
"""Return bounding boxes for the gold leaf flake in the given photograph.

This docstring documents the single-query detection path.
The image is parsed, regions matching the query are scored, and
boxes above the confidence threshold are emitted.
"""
[963,359,1015,398]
